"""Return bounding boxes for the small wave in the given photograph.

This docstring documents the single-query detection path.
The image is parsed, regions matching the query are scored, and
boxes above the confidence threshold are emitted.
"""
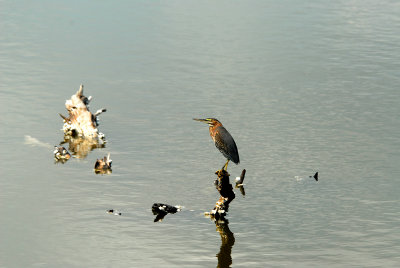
[24,135,52,149]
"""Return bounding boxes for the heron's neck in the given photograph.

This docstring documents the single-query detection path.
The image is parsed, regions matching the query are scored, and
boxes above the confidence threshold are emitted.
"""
[208,123,222,138]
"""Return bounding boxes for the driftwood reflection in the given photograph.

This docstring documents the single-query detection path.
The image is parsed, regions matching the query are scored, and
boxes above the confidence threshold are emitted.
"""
[235,185,245,196]
[215,219,235,268]
[60,136,105,159]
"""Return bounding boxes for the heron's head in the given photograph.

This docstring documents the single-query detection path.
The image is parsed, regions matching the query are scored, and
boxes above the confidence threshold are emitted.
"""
[193,118,221,127]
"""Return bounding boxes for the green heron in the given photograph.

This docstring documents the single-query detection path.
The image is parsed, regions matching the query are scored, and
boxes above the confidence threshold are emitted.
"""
[193,118,239,170]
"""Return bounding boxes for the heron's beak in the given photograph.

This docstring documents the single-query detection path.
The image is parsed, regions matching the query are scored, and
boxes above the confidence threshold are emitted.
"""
[193,118,208,123]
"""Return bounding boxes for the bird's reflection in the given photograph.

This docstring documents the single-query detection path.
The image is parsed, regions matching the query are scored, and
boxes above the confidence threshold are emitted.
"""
[60,135,105,159]
[213,218,235,268]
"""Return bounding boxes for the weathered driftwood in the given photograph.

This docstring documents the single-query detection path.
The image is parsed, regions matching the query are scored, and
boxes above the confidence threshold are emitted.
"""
[59,84,106,140]
[206,169,236,220]
[59,84,107,159]
[94,153,112,174]
[152,203,182,222]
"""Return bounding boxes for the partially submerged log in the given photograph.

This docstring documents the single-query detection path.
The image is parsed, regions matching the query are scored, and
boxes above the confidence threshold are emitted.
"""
[60,84,106,140]
[152,203,182,222]
[206,169,236,220]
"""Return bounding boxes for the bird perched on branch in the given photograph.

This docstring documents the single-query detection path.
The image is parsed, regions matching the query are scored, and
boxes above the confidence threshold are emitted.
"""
[193,118,239,171]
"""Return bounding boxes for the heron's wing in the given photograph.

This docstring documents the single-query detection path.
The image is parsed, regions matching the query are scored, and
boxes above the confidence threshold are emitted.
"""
[214,126,240,164]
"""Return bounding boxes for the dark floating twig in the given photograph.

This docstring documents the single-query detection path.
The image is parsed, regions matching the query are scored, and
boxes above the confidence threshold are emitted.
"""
[152,203,182,222]
[309,172,318,181]
[94,153,112,174]
[53,146,71,163]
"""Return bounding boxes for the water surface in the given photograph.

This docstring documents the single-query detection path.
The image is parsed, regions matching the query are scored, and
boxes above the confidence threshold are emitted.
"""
[1,1,400,267]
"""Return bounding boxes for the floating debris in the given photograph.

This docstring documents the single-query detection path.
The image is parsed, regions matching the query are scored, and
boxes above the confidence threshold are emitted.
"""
[53,146,71,162]
[94,153,112,174]
[295,171,319,182]
[106,209,121,216]
[310,172,318,181]
[152,203,182,222]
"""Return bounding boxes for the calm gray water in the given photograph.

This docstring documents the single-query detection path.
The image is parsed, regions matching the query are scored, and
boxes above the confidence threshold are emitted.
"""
[1,1,400,267]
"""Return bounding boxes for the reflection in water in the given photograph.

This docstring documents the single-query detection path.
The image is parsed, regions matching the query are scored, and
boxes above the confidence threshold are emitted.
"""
[60,136,105,159]
[94,168,112,175]
[235,184,245,197]
[214,219,235,268]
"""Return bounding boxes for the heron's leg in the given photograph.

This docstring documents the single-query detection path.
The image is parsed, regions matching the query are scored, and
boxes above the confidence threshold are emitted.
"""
[222,159,230,170]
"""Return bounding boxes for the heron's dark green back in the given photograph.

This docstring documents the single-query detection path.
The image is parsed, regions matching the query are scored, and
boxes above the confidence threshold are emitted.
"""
[214,126,240,164]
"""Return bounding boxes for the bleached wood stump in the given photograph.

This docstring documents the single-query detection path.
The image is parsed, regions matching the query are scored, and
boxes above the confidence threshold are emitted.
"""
[59,85,107,158]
